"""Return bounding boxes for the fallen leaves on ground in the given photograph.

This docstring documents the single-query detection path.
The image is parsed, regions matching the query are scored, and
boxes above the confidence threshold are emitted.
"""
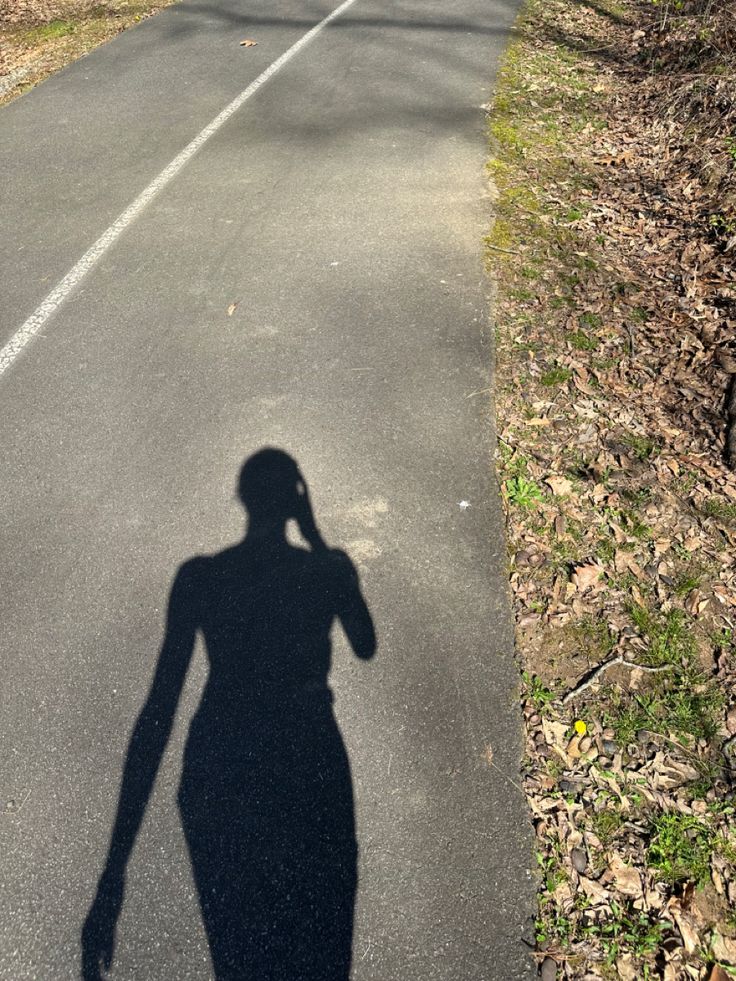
[491,0,736,977]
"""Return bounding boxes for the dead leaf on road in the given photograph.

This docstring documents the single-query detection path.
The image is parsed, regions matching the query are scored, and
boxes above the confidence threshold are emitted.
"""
[227,302,238,316]
[239,38,257,46]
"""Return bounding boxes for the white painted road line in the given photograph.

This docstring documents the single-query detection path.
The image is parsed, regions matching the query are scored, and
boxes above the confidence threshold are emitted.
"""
[0,0,359,380]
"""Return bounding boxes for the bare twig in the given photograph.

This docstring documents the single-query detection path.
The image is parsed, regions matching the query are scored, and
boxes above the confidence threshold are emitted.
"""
[486,244,521,256]
[561,656,672,705]
[625,321,636,358]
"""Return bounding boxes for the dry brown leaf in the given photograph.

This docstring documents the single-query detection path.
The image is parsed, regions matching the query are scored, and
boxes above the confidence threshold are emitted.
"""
[541,718,570,764]
[616,953,638,981]
[571,562,604,592]
[227,302,238,316]
[239,38,257,47]
[579,875,609,905]
[712,933,736,965]
[668,898,702,955]
[609,853,642,899]
[546,475,574,496]
[708,966,730,981]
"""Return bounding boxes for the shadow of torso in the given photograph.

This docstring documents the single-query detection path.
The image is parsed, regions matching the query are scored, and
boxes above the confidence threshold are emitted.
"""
[176,541,361,981]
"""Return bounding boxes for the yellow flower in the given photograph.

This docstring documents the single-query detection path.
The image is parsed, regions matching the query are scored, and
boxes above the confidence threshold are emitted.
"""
[574,720,587,736]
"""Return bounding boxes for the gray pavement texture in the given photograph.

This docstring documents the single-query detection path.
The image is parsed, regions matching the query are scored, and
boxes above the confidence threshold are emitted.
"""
[0,0,536,978]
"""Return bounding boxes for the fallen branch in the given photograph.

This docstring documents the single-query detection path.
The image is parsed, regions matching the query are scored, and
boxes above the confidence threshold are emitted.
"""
[486,244,521,255]
[561,656,672,705]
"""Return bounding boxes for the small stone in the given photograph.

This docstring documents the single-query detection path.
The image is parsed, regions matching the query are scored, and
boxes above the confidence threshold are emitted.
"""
[540,956,557,981]
[601,739,617,755]
[571,847,587,874]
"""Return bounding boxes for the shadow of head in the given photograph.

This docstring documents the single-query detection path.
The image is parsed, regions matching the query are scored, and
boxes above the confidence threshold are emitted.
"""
[238,446,303,523]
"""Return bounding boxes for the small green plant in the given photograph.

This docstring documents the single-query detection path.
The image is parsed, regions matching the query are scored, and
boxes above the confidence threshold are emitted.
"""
[537,849,567,893]
[598,900,672,963]
[709,212,736,236]
[535,909,573,948]
[578,311,603,330]
[605,606,722,743]
[673,570,701,597]
[569,330,598,351]
[596,536,616,564]
[629,606,693,667]
[647,813,713,886]
[621,431,658,461]
[522,671,556,710]
[710,627,734,652]
[540,366,573,387]
[630,306,649,324]
[621,486,652,508]
[607,682,721,746]
[592,807,624,845]
[726,137,736,162]
[505,474,544,509]
[703,496,736,522]
[23,18,76,41]
[605,505,652,541]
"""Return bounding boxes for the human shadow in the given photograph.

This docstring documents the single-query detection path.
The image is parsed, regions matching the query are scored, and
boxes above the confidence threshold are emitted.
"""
[81,448,376,980]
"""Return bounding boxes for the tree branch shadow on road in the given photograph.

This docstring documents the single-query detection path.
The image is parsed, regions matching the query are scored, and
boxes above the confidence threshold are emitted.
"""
[152,3,519,143]
[81,447,376,981]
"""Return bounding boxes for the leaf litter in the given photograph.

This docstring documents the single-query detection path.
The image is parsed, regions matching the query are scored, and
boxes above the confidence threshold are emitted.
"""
[489,0,736,976]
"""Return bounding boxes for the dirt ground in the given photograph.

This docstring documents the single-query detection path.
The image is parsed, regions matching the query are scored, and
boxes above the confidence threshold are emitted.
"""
[0,0,174,103]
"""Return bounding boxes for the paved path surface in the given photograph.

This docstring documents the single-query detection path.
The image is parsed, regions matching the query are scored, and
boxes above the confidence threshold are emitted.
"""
[0,1,535,978]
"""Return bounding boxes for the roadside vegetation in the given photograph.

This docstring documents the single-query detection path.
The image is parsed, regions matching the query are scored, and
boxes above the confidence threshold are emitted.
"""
[0,0,175,104]
[488,0,736,977]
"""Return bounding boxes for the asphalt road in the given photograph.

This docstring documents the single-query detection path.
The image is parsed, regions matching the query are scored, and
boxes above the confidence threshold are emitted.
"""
[0,0,535,977]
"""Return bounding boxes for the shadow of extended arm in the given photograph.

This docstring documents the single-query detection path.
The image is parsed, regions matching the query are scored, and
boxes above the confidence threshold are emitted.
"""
[81,561,200,980]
